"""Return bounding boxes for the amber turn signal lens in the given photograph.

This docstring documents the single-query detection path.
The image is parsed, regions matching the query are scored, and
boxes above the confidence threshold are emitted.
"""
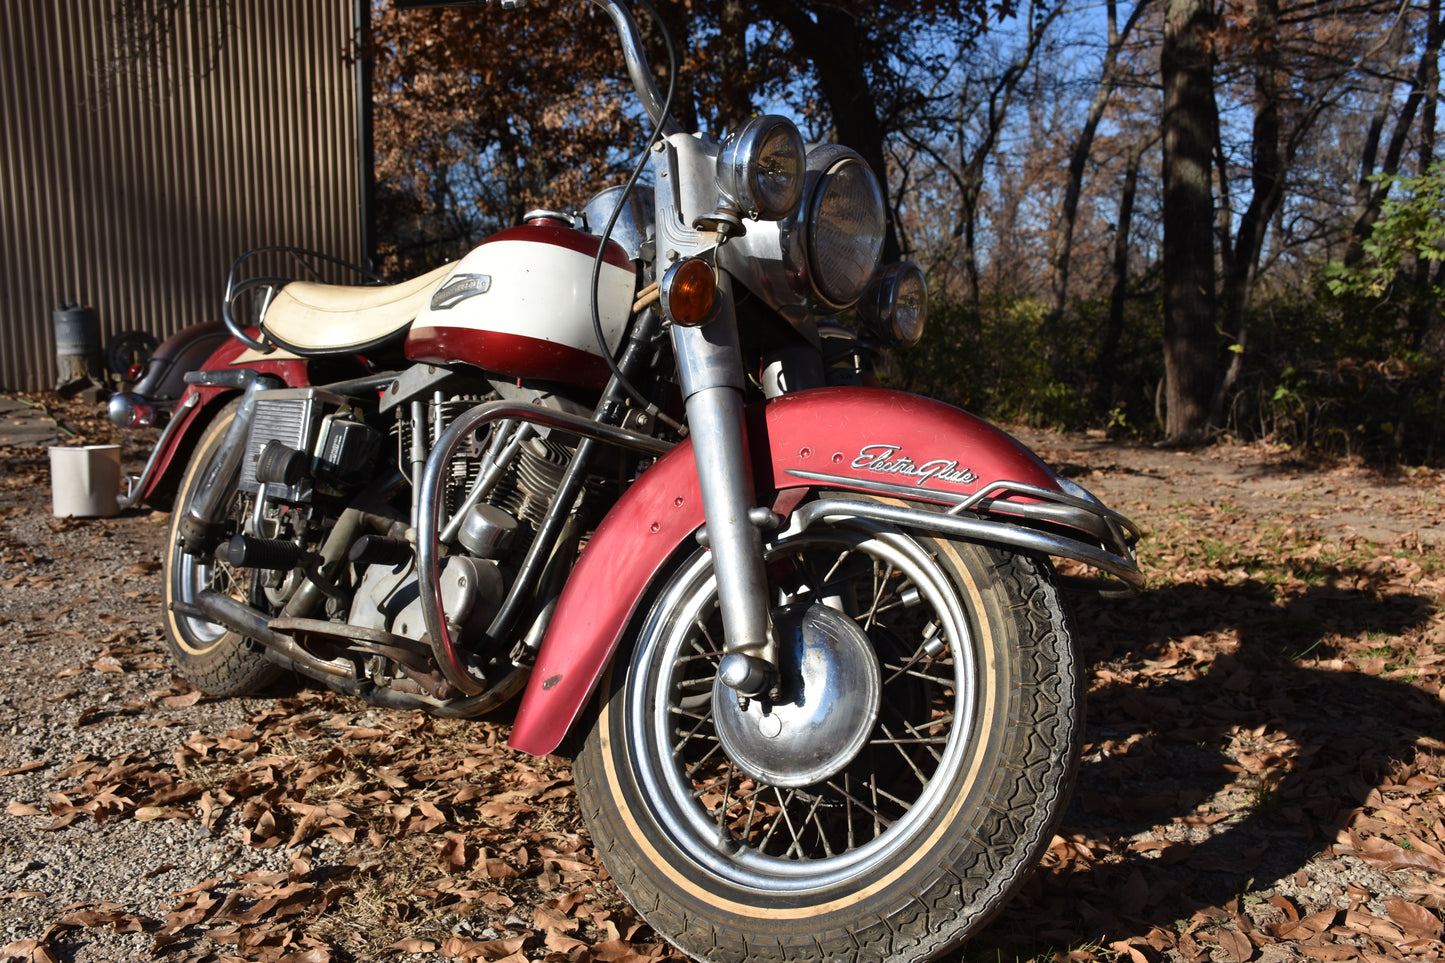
[660,257,718,327]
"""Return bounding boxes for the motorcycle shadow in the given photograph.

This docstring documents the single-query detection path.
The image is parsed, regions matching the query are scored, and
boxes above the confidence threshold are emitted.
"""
[955,572,1444,960]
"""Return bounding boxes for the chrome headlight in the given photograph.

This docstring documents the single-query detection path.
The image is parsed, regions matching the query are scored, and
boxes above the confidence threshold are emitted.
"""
[805,145,886,307]
[716,115,806,221]
[717,143,887,318]
[858,261,927,346]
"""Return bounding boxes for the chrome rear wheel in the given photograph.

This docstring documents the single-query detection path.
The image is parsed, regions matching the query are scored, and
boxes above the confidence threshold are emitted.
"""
[161,400,280,696]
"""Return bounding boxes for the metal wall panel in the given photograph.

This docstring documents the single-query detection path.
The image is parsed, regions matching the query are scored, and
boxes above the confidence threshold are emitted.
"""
[0,0,361,392]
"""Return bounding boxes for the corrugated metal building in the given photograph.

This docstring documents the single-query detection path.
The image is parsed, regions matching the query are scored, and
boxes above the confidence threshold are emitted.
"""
[1,0,365,392]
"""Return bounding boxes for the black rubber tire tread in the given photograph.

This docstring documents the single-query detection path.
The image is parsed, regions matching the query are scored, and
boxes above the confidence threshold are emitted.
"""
[575,530,1080,963]
[160,400,282,696]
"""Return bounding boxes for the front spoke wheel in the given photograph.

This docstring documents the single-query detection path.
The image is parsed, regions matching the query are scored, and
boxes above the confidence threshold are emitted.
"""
[577,497,1081,963]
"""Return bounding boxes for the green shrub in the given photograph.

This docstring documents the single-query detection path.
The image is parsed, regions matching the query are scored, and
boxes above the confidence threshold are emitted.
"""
[1231,278,1445,463]
[882,290,1163,436]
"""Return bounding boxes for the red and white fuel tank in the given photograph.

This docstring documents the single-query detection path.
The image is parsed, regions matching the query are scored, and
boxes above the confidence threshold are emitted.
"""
[406,222,637,392]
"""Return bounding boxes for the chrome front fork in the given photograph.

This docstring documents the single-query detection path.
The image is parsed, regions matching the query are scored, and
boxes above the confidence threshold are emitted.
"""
[671,275,779,697]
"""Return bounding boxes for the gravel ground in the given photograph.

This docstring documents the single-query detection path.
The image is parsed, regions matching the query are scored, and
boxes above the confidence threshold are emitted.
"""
[0,440,305,960]
[2,408,1443,962]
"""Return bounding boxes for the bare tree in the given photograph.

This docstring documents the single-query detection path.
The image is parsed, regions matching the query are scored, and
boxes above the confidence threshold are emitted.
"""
[893,0,1062,303]
[1346,0,1445,263]
[1097,130,1158,405]
[1047,0,1154,320]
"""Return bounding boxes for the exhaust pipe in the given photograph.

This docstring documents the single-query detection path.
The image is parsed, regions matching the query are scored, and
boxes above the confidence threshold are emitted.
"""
[189,590,356,681]
[175,590,478,716]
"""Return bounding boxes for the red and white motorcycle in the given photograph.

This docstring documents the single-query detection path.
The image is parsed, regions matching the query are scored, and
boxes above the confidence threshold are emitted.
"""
[111,2,1142,959]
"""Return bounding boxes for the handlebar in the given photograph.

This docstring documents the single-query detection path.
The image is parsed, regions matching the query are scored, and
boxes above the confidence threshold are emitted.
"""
[489,0,677,135]
[587,0,681,137]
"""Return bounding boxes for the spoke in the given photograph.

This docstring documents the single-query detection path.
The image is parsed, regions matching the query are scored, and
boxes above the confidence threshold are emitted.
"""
[876,719,936,782]
[673,673,720,697]
[673,672,720,695]
[823,776,897,836]
[739,792,761,844]
[797,794,832,859]
[877,693,955,732]
[716,763,739,844]
[881,630,960,688]
[692,615,721,658]
[868,768,885,837]
[817,547,854,587]
[880,638,931,686]
[861,561,894,631]
[676,720,722,763]
[755,788,787,853]
[884,710,953,768]
[772,787,810,859]
[883,660,957,689]
[872,782,917,812]
[715,763,736,842]
[868,732,950,748]
[678,647,720,667]
[690,769,733,802]
[868,596,915,618]
[719,779,774,812]
[212,558,240,595]
[686,628,721,660]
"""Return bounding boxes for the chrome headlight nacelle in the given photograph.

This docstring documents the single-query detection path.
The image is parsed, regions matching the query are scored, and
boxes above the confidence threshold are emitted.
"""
[719,143,887,319]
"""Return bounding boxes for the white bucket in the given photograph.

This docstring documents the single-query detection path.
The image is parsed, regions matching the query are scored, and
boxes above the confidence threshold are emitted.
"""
[48,444,122,518]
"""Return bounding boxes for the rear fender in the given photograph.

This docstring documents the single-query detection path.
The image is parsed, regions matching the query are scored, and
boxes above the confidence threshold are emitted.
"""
[138,333,312,508]
[507,387,1129,756]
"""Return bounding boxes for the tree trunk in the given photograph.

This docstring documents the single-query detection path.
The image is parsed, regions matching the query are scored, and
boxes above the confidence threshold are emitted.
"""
[1409,0,1442,349]
[1213,0,1284,427]
[770,4,900,263]
[1160,0,1218,444]
[946,166,985,305]
[1096,132,1153,408]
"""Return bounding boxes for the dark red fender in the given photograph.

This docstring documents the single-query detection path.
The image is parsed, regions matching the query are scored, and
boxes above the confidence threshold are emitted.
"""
[138,332,312,506]
[507,387,1068,756]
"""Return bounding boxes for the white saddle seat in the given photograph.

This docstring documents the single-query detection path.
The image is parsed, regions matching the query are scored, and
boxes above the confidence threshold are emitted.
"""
[261,262,456,354]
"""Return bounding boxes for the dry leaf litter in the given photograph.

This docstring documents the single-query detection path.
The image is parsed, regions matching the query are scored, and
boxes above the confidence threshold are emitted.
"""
[0,396,1442,963]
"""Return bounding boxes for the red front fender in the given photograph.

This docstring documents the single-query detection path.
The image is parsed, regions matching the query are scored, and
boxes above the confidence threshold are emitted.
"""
[507,387,1068,756]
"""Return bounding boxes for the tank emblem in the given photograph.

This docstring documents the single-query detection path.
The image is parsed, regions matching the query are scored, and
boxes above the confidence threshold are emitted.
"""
[431,273,493,311]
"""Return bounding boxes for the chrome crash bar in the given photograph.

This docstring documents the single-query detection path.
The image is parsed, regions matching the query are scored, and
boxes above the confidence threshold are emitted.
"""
[792,496,1145,596]
[416,400,673,695]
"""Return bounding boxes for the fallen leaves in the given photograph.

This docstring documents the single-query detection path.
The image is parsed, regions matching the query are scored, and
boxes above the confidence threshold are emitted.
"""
[6,423,1445,963]
[1354,834,1445,876]
[0,940,59,963]
[959,435,1445,963]
[4,684,677,961]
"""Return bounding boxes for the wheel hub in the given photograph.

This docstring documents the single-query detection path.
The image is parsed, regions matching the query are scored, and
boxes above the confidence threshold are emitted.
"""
[713,602,882,789]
